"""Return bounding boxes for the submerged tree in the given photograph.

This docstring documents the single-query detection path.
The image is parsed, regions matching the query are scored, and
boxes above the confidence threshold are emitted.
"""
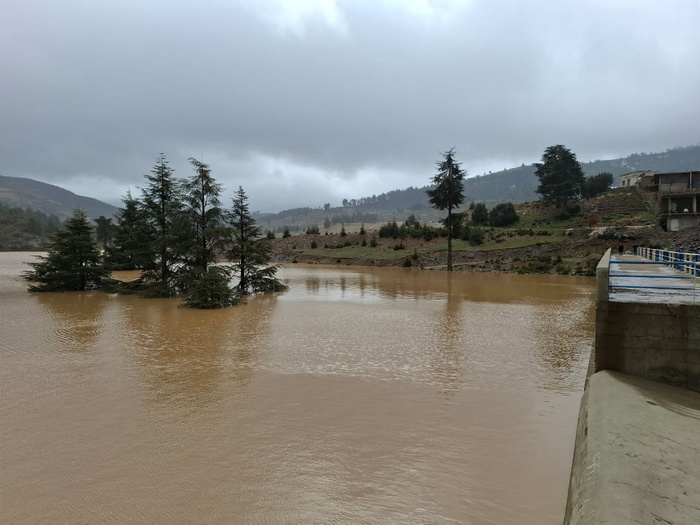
[94,216,114,252]
[24,209,108,291]
[181,265,239,309]
[182,158,227,275]
[106,190,153,271]
[23,156,289,309]
[427,148,466,271]
[227,186,287,295]
[179,158,236,308]
[139,154,185,297]
[534,145,585,206]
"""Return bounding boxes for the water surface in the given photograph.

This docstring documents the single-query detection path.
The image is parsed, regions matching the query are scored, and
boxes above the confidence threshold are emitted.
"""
[0,253,594,524]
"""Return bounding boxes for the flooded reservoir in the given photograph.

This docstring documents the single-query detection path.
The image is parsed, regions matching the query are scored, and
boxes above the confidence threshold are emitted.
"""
[0,252,594,524]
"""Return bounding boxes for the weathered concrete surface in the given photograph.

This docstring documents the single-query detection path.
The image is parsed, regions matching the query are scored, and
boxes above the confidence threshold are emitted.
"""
[596,248,612,301]
[565,370,700,525]
[595,301,700,392]
[608,254,699,305]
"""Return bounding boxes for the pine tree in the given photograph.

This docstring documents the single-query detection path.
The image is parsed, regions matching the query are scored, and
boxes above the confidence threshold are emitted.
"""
[139,154,185,297]
[181,265,239,309]
[535,145,585,205]
[24,209,107,291]
[106,190,153,271]
[182,158,228,274]
[94,216,114,252]
[180,158,237,309]
[227,187,287,295]
[427,148,466,271]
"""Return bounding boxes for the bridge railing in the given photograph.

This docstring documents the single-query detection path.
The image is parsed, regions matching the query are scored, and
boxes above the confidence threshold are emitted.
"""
[605,247,699,304]
[636,247,700,276]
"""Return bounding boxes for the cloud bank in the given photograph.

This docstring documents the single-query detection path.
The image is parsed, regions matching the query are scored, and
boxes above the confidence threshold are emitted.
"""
[2,0,698,211]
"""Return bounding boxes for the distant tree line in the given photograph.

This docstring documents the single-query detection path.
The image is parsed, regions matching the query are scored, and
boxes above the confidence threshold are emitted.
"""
[328,212,378,224]
[0,203,61,251]
[24,154,287,309]
[341,186,431,211]
[378,201,519,246]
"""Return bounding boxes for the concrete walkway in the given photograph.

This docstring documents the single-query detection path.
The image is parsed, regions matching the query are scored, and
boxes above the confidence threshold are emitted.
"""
[566,370,700,524]
[609,254,699,304]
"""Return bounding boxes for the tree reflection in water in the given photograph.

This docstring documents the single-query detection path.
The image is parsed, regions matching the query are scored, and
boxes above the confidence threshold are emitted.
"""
[33,291,110,352]
[431,274,466,398]
[120,294,277,413]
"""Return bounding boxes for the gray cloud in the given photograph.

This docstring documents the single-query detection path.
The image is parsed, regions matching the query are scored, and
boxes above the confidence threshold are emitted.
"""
[2,0,699,210]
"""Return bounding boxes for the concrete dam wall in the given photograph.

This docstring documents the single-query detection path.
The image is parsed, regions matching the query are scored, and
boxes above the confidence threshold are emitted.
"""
[565,249,700,524]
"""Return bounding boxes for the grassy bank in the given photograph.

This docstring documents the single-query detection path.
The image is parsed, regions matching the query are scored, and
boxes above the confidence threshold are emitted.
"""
[268,188,673,275]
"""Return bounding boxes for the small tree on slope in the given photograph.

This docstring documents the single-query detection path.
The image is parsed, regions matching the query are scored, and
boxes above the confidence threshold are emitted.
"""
[534,145,585,206]
[426,148,466,271]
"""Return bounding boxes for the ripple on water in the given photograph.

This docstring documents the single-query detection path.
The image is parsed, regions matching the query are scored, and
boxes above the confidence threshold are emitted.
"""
[1,258,595,524]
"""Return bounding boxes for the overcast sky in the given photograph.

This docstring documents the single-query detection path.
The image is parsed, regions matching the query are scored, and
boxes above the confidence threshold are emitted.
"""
[2,0,699,212]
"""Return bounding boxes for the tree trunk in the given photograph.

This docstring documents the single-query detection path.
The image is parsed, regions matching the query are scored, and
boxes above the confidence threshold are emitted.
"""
[447,205,453,272]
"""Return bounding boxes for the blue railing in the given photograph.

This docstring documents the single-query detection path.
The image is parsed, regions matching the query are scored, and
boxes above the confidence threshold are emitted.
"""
[636,247,700,276]
[607,247,699,303]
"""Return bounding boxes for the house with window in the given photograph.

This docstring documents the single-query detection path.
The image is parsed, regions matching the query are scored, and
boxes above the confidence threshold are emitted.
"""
[618,171,656,188]
[656,171,700,231]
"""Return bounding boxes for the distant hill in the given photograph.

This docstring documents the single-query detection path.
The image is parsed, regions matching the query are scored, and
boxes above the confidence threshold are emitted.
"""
[257,144,700,232]
[0,175,118,220]
[340,144,700,211]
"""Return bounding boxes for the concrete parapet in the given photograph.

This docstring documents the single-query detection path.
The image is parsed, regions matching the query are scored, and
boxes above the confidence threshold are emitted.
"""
[564,370,700,525]
[595,301,700,392]
[596,248,611,302]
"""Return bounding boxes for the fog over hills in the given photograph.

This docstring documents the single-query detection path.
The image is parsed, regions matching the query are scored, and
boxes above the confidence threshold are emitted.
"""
[3,2,698,213]
[327,144,700,213]
[2,144,698,222]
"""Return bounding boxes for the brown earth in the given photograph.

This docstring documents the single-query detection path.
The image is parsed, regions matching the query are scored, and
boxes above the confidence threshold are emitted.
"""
[267,224,685,276]
[267,188,700,275]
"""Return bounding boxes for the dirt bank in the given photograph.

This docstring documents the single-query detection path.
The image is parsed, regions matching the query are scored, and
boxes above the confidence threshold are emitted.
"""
[267,225,680,275]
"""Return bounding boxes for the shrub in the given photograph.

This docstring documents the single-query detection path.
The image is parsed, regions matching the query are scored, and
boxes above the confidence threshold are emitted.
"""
[488,202,519,227]
[471,203,489,225]
[182,267,239,309]
[582,172,613,198]
[468,227,484,246]
[310,240,318,249]
[557,203,581,220]
[378,220,401,238]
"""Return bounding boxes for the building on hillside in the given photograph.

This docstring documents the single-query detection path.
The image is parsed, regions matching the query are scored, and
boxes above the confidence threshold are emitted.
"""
[655,171,700,231]
[618,171,656,188]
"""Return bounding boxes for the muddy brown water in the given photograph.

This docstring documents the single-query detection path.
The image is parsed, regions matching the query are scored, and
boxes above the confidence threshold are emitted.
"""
[0,252,594,524]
